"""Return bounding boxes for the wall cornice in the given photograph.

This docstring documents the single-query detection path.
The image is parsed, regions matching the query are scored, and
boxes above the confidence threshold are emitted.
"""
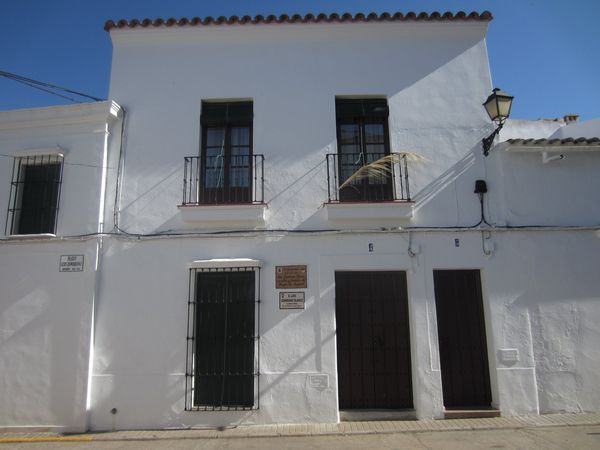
[0,101,122,132]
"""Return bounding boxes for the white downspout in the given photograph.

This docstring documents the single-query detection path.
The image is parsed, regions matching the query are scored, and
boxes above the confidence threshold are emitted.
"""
[85,112,118,429]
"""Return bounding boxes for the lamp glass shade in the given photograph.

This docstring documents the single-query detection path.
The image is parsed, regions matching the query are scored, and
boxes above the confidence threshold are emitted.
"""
[483,88,513,122]
[496,95,513,118]
[483,96,499,121]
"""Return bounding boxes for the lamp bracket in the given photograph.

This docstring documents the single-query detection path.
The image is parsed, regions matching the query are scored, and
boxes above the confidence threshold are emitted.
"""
[482,122,504,156]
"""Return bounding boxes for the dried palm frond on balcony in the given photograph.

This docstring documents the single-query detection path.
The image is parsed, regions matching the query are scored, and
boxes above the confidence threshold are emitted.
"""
[338,152,424,191]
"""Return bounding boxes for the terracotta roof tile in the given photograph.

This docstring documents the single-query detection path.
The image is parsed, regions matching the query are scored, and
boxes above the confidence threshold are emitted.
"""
[506,137,600,146]
[104,11,492,31]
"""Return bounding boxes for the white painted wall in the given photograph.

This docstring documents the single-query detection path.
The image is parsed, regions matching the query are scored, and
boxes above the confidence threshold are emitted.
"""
[0,240,97,432]
[501,118,566,140]
[490,148,600,226]
[0,102,122,237]
[107,21,493,233]
[88,228,600,429]
[483,231,600,414]
[0,102,122,431]
[550,118,600,139]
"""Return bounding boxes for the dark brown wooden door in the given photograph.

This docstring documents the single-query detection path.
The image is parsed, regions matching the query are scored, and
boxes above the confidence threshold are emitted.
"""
[335,271,413,409]
[433,270,492,407]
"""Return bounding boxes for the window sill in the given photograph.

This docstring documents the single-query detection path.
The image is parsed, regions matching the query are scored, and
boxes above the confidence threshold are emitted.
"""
[178,203,267,229]
[324,201,414,221]
[5,233,57,239]
[189,258,263,269]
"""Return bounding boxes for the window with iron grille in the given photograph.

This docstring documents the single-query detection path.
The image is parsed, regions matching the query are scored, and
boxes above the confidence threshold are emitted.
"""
[185,266,261,411]
[199,101,253,204]
[5,154,64,235]
[335,99,393,202]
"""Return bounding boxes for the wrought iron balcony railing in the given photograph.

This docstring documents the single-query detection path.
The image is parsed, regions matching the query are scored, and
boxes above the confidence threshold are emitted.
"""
[182,154,265,205]
[326,152,411,203]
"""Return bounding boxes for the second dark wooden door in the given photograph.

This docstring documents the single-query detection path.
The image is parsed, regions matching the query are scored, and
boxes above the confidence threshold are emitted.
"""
[433,270,492,407]
[335,271,413,409]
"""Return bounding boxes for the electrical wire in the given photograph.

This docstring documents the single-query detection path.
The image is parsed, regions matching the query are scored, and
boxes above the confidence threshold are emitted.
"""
[0,70,104,102]
[471,192,491,227]
[2,224,599,244]
[6,77,79,103]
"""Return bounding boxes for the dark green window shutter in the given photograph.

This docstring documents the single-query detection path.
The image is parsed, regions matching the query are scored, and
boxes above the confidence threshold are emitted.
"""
[201,101,253,125]
[335,99,389,119]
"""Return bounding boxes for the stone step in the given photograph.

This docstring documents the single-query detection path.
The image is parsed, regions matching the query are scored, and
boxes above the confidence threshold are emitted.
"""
[444,407,501,419]
[340,409,417,422]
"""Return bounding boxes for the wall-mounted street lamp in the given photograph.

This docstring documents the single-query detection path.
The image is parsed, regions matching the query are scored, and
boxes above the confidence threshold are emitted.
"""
[482,88,514,156]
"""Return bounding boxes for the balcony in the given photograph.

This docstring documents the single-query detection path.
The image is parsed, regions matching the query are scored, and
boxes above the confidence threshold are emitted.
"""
[182,154,264,205]
[326,152,411,202]
[178,155,266,228]
[325,152,414,221]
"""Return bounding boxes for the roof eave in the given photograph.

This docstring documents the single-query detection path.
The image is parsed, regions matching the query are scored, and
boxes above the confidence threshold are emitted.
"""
[104,11,493,32]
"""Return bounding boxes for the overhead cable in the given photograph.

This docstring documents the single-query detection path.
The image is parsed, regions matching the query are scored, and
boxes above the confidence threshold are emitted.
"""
[0,69,104,102]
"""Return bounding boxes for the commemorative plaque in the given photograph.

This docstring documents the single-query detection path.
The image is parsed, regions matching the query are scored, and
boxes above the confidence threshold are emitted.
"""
[275,265,307,289]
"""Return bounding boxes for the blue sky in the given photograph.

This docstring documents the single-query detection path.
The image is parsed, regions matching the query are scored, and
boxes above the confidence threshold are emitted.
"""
[1,0,598,120]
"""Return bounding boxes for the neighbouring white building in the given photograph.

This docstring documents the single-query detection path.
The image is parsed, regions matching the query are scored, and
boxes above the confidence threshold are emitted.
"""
[1,11,599,433]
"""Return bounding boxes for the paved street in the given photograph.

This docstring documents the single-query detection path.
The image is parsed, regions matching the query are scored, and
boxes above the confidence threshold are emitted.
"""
[2,425,600,449]
[2,413,599,449]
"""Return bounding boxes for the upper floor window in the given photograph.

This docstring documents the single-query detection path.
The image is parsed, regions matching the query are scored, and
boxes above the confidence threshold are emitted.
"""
[200,101,253,204]
[335,98,393,202]
[5,154,63,235]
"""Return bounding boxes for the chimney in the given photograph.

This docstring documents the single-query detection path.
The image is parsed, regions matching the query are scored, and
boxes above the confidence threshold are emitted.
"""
[564,114,579,124]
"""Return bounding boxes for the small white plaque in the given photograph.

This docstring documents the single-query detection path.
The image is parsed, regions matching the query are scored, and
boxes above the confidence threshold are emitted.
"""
[309,374,329,390]
[60,255,84,272]
[279,292,305,309]
[498,348,519,364]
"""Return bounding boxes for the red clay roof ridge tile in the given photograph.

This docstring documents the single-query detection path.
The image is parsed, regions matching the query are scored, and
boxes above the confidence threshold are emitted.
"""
[104,11,493,31]
[506,137,600,146]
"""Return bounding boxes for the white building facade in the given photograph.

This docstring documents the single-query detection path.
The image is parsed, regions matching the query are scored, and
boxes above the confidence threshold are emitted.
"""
[1,11,599,432]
